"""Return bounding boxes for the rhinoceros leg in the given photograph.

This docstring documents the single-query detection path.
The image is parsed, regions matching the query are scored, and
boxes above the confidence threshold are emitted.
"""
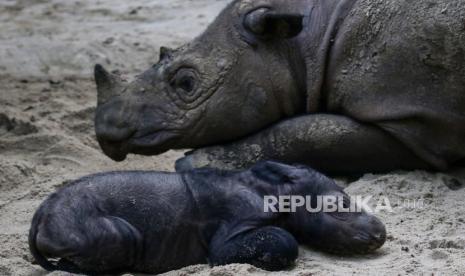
[209,225,298,271]
[176,114,430,174]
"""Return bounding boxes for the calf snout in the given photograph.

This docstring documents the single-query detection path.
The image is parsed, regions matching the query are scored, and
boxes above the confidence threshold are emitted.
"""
[95,100,136,161]
[351,214,387,252]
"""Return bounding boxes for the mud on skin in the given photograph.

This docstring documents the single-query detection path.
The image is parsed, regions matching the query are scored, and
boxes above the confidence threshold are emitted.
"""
[94,0,465,174]
[29,162,386,274]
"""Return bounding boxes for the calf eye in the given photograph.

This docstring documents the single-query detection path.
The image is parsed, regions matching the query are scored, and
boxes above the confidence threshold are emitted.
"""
[171,69,197,94]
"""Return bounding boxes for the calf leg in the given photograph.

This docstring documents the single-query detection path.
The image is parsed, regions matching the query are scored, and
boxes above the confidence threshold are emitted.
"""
[176,114,431,174]
[209,226,298,271]
[34,216,142,274]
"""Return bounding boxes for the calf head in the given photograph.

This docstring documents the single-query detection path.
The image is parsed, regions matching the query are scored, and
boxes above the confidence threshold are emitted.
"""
[250,161,387,254]
[95,0,306,161]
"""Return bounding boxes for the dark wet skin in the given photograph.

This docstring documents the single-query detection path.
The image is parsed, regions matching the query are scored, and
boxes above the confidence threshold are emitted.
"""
[29,162,386,274]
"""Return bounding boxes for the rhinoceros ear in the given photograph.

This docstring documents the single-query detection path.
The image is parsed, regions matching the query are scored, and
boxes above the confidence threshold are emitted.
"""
[250,161,301,185]
[159,46,174,61]
[244,8,304,40]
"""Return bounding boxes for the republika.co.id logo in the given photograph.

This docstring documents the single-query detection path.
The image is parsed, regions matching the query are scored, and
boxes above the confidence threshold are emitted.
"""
[263,195,425,214]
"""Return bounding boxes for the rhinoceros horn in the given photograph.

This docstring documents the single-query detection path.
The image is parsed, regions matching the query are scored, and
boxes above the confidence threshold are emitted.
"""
[94,64,124,105]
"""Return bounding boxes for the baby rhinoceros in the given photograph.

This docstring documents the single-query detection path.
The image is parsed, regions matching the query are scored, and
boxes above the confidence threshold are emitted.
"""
[29,162,386,274]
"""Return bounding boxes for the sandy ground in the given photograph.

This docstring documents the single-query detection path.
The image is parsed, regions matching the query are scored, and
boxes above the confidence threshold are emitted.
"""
[0,0,464,275]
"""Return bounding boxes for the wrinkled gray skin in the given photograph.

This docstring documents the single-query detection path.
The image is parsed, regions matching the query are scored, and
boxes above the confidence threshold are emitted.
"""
[29,162,385,274]
[95,0,465,174]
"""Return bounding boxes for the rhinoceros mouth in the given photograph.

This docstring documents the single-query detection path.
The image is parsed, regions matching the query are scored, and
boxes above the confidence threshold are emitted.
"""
[98,139,130,162]
[99,130,180,162]
[127,130,180,156]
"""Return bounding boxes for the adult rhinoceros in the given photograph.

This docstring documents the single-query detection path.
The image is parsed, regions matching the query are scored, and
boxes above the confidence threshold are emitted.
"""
[94,0,465,174]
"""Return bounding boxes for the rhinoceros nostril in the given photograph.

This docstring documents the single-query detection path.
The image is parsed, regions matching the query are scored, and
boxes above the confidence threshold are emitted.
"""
[102,111,130,129]
[96,108,135,141]
[110,118,129,130]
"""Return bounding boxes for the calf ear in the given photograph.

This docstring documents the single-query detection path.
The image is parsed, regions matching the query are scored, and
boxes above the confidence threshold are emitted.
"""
[244,8,304,40]
[251,161,301,185]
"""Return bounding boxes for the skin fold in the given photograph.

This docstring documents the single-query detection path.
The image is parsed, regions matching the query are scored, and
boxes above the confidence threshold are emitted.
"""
[94,0,465,174]
[29,162,386,274]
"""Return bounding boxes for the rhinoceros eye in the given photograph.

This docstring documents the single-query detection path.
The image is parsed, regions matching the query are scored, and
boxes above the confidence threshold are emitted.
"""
[178,76,195,92]
[171,69,197,94]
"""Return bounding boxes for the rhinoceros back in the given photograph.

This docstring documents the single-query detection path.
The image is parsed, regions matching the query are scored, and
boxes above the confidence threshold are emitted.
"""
[325,0,465,169]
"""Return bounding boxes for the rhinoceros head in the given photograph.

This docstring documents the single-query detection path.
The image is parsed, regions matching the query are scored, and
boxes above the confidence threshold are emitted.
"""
[95,0,306,161]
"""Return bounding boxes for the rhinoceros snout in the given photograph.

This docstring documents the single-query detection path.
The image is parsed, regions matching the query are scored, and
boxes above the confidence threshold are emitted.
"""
[95,126,133,161]
[97,139,129,162]
[95,102,136,161]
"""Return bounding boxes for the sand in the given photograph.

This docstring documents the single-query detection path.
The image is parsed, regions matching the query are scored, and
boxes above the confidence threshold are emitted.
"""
[0,0,464,275]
